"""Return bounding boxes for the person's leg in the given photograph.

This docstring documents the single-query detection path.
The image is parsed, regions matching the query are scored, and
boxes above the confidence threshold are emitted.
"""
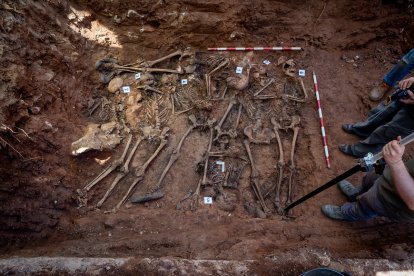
[347,100,401,138]
[322,176,387,221]
[340,180,388,221]
[360,170,381,193]
[383,49,414,86]
[349,106,414,157]
[338,171,380,201]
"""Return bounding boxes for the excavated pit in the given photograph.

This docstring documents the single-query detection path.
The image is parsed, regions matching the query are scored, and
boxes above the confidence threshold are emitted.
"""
[1,0,414,275]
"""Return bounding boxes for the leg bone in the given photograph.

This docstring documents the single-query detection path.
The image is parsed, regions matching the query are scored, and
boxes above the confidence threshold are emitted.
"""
[286,120,300,206]
[202,127,214,185]
[96,137,143,207]
[214,97,237,141]
[243,139,269,213]
[116,129,169,209]
[271,118,285,211]
[83,135,132,192]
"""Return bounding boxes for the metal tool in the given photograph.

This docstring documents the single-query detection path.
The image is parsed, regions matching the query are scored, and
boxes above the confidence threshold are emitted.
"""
[284,132,414,212]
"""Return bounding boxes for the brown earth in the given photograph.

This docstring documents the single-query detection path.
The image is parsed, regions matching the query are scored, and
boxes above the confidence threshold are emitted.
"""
[1,0,414,275]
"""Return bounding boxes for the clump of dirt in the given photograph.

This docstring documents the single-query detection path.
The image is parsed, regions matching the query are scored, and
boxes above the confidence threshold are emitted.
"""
[1,0,414,274]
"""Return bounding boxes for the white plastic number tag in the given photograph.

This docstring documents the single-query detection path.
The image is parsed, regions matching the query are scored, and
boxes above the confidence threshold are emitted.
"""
[263,60,271,65]
[216,160,225,172]
[122,86,131,93]
[181,79,188,85]
[298,69,306,77]
[204,197,213,205]
[235,67,243,74]
[135,73,141,80]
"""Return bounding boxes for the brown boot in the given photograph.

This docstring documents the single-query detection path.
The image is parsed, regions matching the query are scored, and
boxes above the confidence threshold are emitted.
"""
[369,83,391,101]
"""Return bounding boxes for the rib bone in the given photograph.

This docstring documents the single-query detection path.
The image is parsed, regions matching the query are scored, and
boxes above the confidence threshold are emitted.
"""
[282,78,308,102]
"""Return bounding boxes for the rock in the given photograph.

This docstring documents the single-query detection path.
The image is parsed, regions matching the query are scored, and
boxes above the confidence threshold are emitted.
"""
[29,106,41,115]
[31,62,55,82]
[130,191,164,204]
[184,64,196,74]
[243,202,266,218]
[139,73,155,86]
[113,15,122,24]
[108,77,123,93]
[71,122,122,156]
[140,25,156,33]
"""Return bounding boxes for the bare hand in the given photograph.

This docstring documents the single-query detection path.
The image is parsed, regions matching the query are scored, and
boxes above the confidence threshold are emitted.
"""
[399,77,414,90]
[400,91,414,105]
[383,136,405,166]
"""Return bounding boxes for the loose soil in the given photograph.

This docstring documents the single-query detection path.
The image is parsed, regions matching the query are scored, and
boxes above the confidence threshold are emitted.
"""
[1,0,414,275]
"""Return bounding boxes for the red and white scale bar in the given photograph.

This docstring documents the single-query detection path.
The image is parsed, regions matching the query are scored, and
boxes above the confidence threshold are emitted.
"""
[313,71,331,169]
[208,47,303,51]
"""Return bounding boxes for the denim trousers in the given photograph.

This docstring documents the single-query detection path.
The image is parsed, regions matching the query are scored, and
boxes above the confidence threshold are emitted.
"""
[383,48,414,86]
[340,171,388,221]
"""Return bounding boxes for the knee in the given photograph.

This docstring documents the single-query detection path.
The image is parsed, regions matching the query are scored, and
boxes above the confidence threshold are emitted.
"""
[402,49,414,65]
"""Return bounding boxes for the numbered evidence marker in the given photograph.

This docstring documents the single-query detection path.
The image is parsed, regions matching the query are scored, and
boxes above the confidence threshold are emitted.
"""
[216,160,225,172]
[263,60,271,65]
[122,86,131,93]
[204,197,213,205]
[135,73,141,80]
[235,67,243,74]
[298,69,306,77]
[181,79,188,85]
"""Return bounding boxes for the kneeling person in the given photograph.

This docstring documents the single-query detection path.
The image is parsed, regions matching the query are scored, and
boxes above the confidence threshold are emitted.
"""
[323,137,414,222]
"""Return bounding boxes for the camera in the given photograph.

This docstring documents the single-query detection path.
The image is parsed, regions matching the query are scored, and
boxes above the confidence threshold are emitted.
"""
[385,83,414,105]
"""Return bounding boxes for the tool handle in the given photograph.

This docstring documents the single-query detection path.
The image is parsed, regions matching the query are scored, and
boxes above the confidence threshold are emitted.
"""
[284,165,362,212]
[371,132,414,164]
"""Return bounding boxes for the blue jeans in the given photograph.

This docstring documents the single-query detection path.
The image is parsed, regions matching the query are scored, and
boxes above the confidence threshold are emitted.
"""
[383,48,414,86]
[340,171,388,221]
